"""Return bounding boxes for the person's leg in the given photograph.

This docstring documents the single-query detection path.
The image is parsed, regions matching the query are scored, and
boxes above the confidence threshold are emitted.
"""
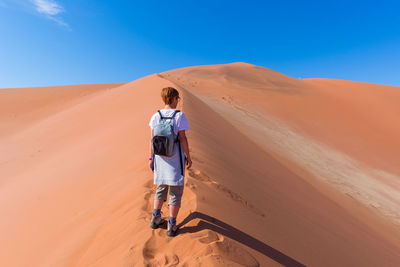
[169,204,180,218]
[154,199,164,210]
[153,184,168,215]
[167,186,184,236]
[168,185,183,219]
[151,185,168,229]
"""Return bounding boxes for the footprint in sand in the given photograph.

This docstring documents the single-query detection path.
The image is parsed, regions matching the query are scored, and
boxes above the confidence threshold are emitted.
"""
[140,191,152,214]
[190,233,260,267]
[191,230,221,244]
[188,169,212,183]
[188,168,266,218]
[142,227,180,266]
[221,95,233,104]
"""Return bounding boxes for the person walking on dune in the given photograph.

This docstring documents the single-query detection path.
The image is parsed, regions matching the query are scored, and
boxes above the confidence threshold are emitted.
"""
[148,87,192,237]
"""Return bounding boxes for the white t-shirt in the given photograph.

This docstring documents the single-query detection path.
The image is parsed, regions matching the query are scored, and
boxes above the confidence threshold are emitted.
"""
[149,109,189,186]
[149,109,189,134]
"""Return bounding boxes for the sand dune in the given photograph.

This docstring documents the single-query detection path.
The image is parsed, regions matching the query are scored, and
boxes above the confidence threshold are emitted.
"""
[0,83,126,139]
[1,63,399,266]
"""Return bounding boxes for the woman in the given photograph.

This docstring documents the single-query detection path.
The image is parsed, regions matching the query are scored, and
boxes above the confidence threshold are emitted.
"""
[148,86,192,237]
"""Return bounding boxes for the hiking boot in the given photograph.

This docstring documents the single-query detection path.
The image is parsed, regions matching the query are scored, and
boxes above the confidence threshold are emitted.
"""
[167,222,179,237]
[150,214,165,229]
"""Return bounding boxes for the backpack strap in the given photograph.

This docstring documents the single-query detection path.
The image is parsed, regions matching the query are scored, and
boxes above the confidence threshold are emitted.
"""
[158,109,180,120]
[171,110,180,119]
[157,110,164,120]
[174,109,183,176]
[177,137,184,176]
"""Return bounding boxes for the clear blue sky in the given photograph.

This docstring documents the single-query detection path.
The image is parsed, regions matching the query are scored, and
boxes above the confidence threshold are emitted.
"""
[1,0,399,88]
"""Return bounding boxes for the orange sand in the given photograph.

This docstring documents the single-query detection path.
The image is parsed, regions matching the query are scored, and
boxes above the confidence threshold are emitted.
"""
[1,63,399,266]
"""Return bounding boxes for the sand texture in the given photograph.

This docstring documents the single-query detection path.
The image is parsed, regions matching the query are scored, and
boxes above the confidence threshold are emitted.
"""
[1,63,399,266]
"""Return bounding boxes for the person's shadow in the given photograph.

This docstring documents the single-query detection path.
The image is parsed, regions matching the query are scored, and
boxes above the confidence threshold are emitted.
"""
[177,211,306,267]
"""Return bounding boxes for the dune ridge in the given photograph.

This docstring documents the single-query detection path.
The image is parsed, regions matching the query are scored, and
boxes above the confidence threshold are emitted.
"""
[1,63,400,266]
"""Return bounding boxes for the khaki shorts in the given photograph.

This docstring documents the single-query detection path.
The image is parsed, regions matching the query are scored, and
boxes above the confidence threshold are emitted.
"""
[154,184,184,207]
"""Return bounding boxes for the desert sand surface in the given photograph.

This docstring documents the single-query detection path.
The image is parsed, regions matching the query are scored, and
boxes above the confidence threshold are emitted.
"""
[1,63,400,266]
[0,83,126,139]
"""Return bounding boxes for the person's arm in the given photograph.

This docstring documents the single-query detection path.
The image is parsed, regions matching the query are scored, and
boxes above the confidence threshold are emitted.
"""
[150,128,154,157]
[178,130,192,169]
[149,129,154,170]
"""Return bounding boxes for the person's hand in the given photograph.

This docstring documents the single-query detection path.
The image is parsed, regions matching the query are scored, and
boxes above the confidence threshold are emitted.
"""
[186,157,192,169]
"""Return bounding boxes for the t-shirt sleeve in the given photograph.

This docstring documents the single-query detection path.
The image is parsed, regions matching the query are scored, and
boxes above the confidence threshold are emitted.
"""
[177,112,189,131]
[149,113,158,129]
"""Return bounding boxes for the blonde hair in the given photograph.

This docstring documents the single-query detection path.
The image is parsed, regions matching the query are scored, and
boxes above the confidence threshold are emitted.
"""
[161,87,179,105]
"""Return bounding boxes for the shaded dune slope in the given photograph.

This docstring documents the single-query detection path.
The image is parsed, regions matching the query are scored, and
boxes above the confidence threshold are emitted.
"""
[1,63,399,266]
[162,63,400,227]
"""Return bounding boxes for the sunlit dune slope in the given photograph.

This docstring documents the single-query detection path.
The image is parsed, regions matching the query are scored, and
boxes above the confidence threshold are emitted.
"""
[0,83,126,138]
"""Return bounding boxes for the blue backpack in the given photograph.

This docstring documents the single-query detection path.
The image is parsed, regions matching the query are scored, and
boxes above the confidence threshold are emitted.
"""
[151,110,184,175]
[152,110,180,156]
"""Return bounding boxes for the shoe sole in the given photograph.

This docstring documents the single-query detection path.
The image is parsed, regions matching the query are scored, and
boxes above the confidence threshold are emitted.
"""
[167,229,178,237]
[150,220,166,229]
[150,222,159,229]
